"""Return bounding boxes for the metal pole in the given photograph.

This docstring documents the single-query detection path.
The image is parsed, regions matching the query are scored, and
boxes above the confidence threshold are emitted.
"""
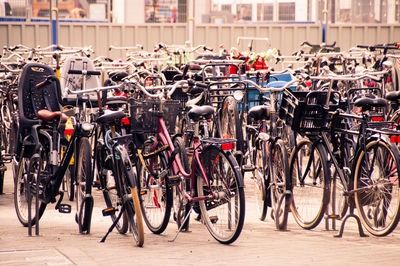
[188,0,194,46]
[322,0,328,43]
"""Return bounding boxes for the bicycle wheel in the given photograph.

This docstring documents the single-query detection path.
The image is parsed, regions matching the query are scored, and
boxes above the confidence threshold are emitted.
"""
[289,139,330,230]
[172,136,191,231]
[220,96,244,160]
[354,139,400,236]
[127,186,145,247]
[137,140,172,234]
[118,146,145,246]
[64,165,75,201]
[270,139,291,230]
[253,135,268,221]
[197,145,245,244]
[95,142,128,234]
[14,156,47,227]
[75,137,93,234]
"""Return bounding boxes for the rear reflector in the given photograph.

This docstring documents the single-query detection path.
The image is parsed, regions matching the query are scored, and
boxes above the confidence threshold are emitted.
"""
[390,136,400,143]
[371,116,383,121]
[221,142,235,150]
[121,117,130,125]
[64,128,74,135]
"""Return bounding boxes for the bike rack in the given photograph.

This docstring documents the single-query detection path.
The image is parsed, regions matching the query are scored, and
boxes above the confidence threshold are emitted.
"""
[325,174,368,237]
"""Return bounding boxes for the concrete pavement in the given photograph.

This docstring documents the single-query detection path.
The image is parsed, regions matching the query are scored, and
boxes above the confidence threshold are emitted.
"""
[1,165,400,266]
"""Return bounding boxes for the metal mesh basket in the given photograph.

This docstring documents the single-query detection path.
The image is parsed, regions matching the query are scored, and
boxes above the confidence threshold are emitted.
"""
[130,99,181,134]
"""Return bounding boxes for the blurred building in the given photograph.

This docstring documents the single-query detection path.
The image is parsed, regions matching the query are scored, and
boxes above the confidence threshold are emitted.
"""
[1,0,399,24]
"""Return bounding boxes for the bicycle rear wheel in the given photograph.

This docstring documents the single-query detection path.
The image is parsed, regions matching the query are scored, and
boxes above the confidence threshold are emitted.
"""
[14,156,47,227]
[197,145,245,244]
[289,139,330,229]
[137,140,172,234]
[354,139,400,236]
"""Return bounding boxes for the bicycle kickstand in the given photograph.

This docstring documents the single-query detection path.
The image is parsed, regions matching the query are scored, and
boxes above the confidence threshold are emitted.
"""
[100,205,126,243]
[168,205,193,243]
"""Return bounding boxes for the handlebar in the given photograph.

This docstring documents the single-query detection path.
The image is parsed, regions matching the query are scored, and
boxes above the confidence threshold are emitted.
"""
[68,69,101,75]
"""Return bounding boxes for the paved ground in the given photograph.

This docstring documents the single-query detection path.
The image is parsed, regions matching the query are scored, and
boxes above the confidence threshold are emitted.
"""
[1,164,400,266]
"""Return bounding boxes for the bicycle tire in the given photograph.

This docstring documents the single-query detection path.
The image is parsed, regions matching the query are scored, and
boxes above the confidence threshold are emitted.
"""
[64,165,75,201]
[354,139,400,236]
[172,136,191,231]
[270,139,291,230]
[128,187,145,247]
[117,147,145,246]
[14,157,47,227]
[95,141,128,234]
[197,145,245,244]
[137,140,172,234]
[75,137,93,234]
[0,170,4,194]
[289,139,330,230]
[253,135,268,221]
[220,96,244,161]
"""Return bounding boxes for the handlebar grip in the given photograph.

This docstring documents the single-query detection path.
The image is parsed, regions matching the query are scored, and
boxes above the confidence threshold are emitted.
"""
[68,69,101,75]
[182,64,190,77]
[194,82,208,88]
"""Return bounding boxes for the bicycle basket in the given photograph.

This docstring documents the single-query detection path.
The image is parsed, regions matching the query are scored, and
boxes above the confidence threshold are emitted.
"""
[130,99,180,134]
[279,90,340,134]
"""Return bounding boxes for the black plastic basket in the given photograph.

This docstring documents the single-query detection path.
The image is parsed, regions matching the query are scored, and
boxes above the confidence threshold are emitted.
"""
[279,90,340,134]
[130,99,180,134]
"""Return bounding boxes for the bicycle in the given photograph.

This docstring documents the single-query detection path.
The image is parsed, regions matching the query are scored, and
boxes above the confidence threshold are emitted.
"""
[13,63,98,235]
[68,82,145,247]
[287,74,400,236]
[130,80,245,244]
[241,79,295,229]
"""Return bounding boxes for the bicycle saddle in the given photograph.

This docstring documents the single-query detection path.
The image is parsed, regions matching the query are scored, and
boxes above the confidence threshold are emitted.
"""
[247,105,272,122]
[37,109,68,123]
[96,110,126,125]
[354,97,387,109]
[187,105,214,122]
[385,91,400,102]
[110,71,129,82]
[105,96,128,109]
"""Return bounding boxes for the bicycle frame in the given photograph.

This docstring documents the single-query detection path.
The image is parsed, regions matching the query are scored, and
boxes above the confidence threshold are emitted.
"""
[153,115,212,204]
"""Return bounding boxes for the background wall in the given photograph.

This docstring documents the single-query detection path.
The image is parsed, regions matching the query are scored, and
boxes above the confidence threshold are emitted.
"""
[1,22,399,58]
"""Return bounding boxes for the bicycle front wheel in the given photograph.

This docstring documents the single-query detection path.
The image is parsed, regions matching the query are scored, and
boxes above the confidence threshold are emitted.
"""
[354,139,400,236]
[289,139,330,229]
[75,137,93,234]
[128,187,145,247]
[253,136,268,221]
[270,139,291,230]
[197,145,245,244]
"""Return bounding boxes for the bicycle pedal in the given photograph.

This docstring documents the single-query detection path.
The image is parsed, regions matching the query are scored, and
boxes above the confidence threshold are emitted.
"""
[209,216,218,224]
[102,207,116,216]
[93,180,101,188]
[58,204,72,214]
[242,165,255,172]
[168,175,180,186]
